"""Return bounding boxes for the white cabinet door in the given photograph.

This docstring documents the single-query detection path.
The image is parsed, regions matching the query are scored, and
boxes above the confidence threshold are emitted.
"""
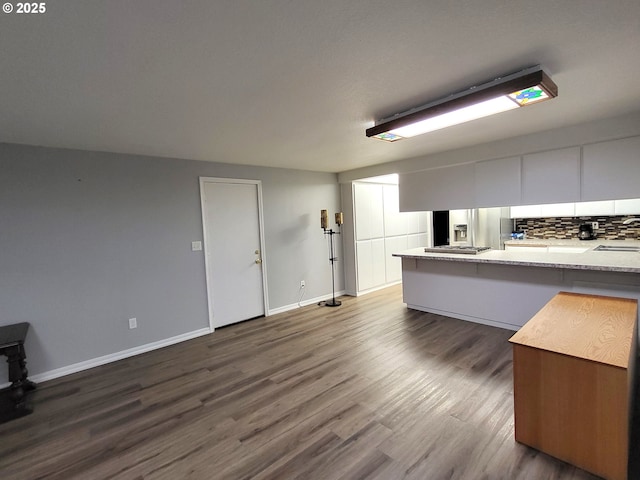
[582,136,640,201]
[407,212,420,234]
[418,212,430,233]
[615,199,640,215]
[474,156,522,207]
[540,203,575,217]
[383,184,408,237]
[399,163,475,212]
[384,236,407,283]
[355,241,373,291]
[354,183,384,240]
[574,201,615,216]
[522,147,581,204]
[407,211,429,234]
[356,239,386,292]
[408,233,428,248]
[371,239,386,288]
[510,205,542,218]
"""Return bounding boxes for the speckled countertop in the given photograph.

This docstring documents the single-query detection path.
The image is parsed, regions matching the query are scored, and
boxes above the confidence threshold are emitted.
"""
[504,238,640,247]
[393,239,640,274]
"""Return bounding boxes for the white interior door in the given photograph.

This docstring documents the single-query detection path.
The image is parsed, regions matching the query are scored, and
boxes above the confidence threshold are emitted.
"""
[200,178,267,328]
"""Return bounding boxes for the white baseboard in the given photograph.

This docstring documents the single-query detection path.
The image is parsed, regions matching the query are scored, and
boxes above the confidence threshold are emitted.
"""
[1,327,212,388]
[268,290,347,315]
[355,281,401,296]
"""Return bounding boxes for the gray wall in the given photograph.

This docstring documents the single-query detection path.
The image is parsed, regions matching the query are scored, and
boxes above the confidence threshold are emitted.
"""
[0,143,342,381]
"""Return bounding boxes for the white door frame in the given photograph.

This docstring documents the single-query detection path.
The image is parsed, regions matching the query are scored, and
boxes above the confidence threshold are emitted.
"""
[199,177,270,332]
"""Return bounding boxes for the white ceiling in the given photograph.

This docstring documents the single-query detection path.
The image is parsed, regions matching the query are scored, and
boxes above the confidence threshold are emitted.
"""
[1,1,640,173]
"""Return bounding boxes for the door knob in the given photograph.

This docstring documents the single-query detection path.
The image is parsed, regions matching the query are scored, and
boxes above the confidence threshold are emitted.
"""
[255,258,262,264]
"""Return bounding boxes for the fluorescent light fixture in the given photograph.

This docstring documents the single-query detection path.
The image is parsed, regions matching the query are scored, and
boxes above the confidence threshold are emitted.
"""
[366,66,557,142]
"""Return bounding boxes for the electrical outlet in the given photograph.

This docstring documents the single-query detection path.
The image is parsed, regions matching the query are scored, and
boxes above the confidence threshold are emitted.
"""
[591,222,599,230]
[300,280,305,288]
[128,317,137,329]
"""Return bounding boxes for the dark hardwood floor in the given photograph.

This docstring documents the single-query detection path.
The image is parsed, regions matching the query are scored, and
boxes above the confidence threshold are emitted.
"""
[0,285,606,479]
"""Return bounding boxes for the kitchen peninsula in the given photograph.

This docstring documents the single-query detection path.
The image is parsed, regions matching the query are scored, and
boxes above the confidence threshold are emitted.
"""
[393,240,640,330]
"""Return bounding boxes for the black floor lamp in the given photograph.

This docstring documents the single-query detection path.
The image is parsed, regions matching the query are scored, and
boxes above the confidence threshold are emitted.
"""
[321,209,343,307]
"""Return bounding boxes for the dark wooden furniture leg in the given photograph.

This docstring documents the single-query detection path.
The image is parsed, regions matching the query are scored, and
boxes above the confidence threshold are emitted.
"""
[18,343,37,392]
[0,322,36,422]
[6,344,28,409]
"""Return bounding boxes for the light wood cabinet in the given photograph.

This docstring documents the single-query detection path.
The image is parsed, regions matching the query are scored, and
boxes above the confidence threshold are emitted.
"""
[582,136,640,201]
[522,147,581,204]
[510,292,637,480]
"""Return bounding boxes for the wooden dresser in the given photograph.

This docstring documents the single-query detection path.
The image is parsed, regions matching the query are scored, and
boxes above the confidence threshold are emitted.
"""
[509,292,638,480]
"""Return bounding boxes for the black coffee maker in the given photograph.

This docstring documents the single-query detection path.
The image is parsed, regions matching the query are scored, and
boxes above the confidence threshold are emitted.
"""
[578,223,595,240]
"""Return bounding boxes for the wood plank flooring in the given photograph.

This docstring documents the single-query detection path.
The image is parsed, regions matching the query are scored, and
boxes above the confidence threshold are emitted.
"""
[0,285,605,479]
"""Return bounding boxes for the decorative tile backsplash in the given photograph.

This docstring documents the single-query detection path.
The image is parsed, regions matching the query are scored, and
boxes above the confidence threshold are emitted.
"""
[514,216,640,240]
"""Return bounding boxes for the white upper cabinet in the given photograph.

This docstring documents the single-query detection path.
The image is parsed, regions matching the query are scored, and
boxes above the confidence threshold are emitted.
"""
[582,136,640,201]
[407,233,428,248]
[354,183,384,240]
[510,203,574,218]
[407,211,429,234]
[522,147,581,204]
[511,199,640,218]
[396,135,640,211]
[510,205,541,218]
[399,163,474,212]
[510,204,541,218]
[540,203,575,217]
[474,156,522,208]
[382,184,408,237]
[615,199,640,215]
[574,201,615,216]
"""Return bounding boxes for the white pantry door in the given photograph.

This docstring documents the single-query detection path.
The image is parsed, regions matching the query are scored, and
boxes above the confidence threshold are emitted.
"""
[200,178,267,328]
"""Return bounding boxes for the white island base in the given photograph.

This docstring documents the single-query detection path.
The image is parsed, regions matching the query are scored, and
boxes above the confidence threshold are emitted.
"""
[401,257,640,330]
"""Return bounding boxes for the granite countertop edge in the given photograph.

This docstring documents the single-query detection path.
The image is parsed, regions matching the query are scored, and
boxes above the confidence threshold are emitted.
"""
[504,238,640,246]
[392,246,640,274]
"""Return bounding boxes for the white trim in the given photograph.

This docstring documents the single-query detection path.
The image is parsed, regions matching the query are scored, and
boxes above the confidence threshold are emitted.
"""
[354,281,401,297]
[255,181,270,316]
[406,304,519,331]
[268,290,347,315]
[0,328,212,389]
[199,177,270,331]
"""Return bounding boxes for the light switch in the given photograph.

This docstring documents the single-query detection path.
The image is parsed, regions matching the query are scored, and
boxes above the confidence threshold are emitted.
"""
[191,241,203,251]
